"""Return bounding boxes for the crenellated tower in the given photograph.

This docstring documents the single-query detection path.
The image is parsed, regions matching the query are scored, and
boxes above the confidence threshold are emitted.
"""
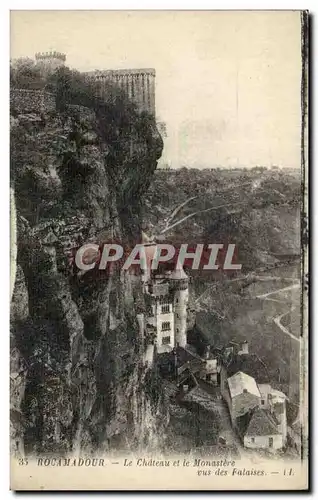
[35,51,66,76]
[86,68,156,116]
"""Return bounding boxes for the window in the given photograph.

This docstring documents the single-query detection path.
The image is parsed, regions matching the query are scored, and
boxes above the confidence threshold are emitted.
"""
[251,437,255,443]
[162,336,171,345]
[261,399,265,405]
[243,388,247,393]
[161,304,170,314]
[162,321,171,331]
[159,296,169,305]
[269,437,273,448]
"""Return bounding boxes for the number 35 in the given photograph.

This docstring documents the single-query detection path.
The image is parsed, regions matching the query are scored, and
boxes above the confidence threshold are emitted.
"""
[18,458,28,466]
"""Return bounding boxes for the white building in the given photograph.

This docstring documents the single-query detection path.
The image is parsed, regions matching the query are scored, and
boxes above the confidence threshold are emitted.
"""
[221,367,288,451]
[143,266,189,353]
[224,371,261,425]
[258,384,288,446]
[244,408,284,451]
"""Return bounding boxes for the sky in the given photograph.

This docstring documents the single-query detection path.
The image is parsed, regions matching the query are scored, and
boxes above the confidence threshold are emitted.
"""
[11,11,303,169]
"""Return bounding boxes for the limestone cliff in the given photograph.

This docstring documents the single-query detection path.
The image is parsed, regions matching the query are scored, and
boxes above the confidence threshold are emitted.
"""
[10,93,166,456]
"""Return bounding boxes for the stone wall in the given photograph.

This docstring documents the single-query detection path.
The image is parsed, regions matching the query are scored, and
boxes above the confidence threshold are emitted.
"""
[86,68,156,116]
[10,89,56,114]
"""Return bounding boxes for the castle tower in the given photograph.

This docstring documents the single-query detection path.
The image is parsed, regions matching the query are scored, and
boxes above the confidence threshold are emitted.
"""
[169,268,189,348]
[140,231,157,287]
[144,271,175,354]
[35,51,66,77]
[86,68,156,116]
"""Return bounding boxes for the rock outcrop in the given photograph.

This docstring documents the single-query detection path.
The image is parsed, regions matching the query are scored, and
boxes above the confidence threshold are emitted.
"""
[10,92,165,456]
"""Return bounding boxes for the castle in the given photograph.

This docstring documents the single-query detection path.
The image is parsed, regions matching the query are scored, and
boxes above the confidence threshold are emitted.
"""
[32,51,156,116]
[35,51,66,76]
[143,267,189,353]
[139,238,189,353]
[86,69,156,116]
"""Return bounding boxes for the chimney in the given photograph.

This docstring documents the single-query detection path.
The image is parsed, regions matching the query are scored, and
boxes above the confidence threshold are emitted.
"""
[241,340,249,354]
[205,345,211,359]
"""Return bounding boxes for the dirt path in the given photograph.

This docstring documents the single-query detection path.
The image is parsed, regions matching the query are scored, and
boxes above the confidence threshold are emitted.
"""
[159,184,281,235]
[163,196,198,231]
[160,197,265,235]
[254,282,301,342]
[273,308,300,343]
[256,283,300,300]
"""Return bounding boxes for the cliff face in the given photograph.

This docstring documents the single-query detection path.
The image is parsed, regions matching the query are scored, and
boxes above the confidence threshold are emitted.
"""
[10,98,165,456]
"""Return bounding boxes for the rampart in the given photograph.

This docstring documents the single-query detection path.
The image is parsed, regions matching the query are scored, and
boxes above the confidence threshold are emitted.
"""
[86,68,156,116]
[10,89,56,114]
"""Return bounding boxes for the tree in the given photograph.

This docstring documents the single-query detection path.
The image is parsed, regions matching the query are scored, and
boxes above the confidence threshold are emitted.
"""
[10,58,44,90]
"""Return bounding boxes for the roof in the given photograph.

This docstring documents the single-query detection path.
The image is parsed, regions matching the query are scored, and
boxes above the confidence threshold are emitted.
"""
[157,346,203,374]
[169,267,188,280]
[162,380,180,399]
[245,408,280,437]
[181,385,219,414]
[227,371,261,399]
[89,68,156,76]
[176,346,201,365]
[226,353,269,383]
[236,411,253,437]
[270,388,288,402]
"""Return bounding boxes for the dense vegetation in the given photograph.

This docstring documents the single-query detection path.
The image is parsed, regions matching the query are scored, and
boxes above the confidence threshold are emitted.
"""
[144,167,302,404]
[11,58,161,226]
[144,167,301,271]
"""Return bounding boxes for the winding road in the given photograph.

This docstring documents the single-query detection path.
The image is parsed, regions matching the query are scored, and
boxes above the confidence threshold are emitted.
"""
[160,195,267,235]
[195,278,301,343]
[256,282,301,343]
[158,180,270,236]
[273,307,300,343]
[163,196,198,231]
[256,283,300,300]
[157,184,302,344]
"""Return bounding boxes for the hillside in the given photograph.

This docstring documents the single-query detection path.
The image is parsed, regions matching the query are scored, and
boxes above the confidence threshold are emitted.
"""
[143,168,301,270]
[143,167,302,403]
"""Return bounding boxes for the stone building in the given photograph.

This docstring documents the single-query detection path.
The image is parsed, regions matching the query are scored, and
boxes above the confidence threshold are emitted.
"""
[86,68,156,116]
[218,341,288,451]
[220,340,270,392]
[243,408,284,451]
[33,51,156,115]
[136,237,189,354]
[143,267,189,353]
[199,346,218,385]
[35,51,66,77]
[224,371,261,425]
[258,384,288,446]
